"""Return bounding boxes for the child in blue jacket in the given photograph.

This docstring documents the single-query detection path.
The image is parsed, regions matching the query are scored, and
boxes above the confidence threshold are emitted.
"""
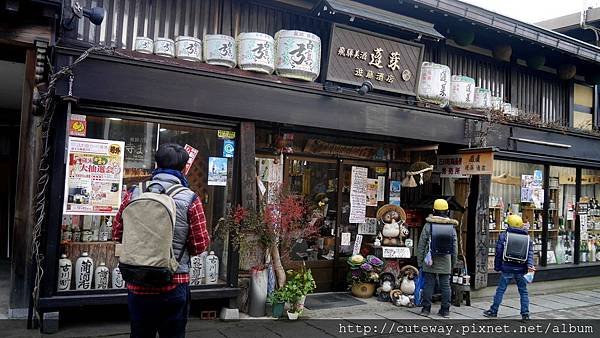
[483,214,535,321]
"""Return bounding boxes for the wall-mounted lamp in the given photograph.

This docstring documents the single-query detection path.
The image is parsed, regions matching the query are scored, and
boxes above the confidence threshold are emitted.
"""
[63,1,106,30]
[357,81,373,95]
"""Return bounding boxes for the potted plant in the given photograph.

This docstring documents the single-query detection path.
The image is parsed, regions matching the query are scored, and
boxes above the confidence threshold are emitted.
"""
[268,288,286,318]
[347,254,384,298]
[280,265,316,320]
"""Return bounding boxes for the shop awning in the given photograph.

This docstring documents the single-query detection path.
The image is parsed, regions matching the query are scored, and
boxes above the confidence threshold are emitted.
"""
[319,0,445,40]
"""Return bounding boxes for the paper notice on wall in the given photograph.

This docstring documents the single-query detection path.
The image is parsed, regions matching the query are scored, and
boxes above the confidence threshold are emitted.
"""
[63,137,125,215]
[366,178,378,207]
[183,144,199,175]
[341,232,351,246]
[358,218,377,235]
[349,166,368,223]
[352,234,363,255]
[382,246,411,258]
[208,157,228,186]
[377,176,385,201]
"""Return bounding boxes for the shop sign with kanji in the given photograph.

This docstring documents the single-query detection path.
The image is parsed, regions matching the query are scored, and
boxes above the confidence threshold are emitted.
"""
[437,155,469,178]
[461,151,493,175]
[325,24,424,95]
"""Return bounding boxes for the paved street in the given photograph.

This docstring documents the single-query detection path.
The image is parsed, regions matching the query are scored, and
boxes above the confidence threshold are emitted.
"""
[1,288,600,337]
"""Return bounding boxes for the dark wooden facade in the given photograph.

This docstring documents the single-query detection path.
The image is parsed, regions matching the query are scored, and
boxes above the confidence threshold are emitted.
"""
[25,0,600,325]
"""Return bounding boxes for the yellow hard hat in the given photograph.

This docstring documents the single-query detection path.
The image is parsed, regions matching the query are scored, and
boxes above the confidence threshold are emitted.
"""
[507,214,524,228]
[433,199,449,211]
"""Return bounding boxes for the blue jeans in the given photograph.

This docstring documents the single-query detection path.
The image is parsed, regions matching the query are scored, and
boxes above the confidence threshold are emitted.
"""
[490,272,529,315]
[421,272,451,311]
[128,283,190,338]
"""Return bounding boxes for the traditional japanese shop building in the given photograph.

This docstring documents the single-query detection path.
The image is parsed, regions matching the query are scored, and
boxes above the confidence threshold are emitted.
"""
[9,0,600,331]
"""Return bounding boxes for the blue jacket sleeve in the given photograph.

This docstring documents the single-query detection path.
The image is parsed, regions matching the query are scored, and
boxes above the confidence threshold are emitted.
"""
[494,232,505,272]
[527,238,535,268]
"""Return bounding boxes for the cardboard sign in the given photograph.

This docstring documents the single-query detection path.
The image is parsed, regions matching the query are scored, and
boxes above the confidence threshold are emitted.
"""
[382,246,411,258]
[352,235,363,255]
[183,144,199,175]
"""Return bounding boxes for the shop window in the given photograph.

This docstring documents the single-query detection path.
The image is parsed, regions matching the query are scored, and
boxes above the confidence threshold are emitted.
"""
[489,160,544,271]
[548,166,576,265]
[580,169,600,263]
[57,113,234,292]
[573,83,594,131]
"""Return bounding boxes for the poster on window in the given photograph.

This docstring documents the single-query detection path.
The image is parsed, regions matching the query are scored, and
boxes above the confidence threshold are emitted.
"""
[390,180,401,206]
[366,178,379,207]
[63,137,125,215]
[208,157,228,186]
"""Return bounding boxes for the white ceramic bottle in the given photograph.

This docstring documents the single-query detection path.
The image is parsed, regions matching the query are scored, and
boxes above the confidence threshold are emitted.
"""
[95,262,110,289]
[75,252,94,290]
[189,254,204,286]
[204,251,219,284]
[57,254,72,291]
[112,266,125,289]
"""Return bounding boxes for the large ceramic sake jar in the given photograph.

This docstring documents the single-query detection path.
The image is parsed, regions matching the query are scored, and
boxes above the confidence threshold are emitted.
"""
[112,266,125,289]
[274,30,321,81]
[449,75,475,109]
[154,37,175,57]
[473,87,492,112]
[75,252,94,290]
[417,62,451,106]
[134,37,154,54]
[237,32,275,74]
[189,254,206,286]
[175,36,202,62]
[94,262,110,289]
[204,34,236,68]
[57,254,72,291]
[204,251,219,285]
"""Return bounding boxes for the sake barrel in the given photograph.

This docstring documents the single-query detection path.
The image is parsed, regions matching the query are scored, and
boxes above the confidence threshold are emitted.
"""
[416,62,451,106]
[237,32,275,74]
[274,30,321,82]
[449,75,475,109]
[134,37,153,54]
[154,37,175,57]
[175,36,202,62]
[204,34,236,68]
[491,96,503,112]
[473,87,492,112]
[501,102,513,115]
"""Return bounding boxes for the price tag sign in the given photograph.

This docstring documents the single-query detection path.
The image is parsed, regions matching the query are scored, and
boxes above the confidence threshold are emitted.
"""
[382,246,411,258]
[352,235,363,255]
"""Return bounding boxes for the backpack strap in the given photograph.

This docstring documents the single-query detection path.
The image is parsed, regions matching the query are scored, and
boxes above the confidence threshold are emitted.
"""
[165,184,188,197]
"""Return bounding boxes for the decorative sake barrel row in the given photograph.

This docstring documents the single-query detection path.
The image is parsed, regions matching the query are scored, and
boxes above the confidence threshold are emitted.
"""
[449,75,475,109]
[133,30,321,81]
[473,87,492,112]
[417,62,451,106]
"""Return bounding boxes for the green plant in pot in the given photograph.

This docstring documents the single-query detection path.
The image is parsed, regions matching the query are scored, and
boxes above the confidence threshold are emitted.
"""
[268,288,286,318]
[280,265,316,320]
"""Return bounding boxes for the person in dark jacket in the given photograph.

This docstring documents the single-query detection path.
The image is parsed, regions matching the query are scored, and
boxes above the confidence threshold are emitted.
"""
[484,214,535,321]
[417,199,458,317]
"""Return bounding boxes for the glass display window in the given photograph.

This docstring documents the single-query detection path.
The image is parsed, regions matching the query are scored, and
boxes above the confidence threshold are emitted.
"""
[57,113,235,292]
[489,160,543,271]
[580,169,600,263]
[547,166,576,265]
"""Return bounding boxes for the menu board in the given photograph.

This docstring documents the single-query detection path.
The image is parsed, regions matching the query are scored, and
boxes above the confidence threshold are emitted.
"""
[63,137,125,215]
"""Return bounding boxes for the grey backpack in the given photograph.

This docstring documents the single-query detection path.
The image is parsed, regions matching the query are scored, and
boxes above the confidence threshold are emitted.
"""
[118,183,188,286]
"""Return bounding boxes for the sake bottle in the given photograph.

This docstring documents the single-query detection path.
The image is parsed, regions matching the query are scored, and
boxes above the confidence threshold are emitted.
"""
[94,262,110,289]
[189,255,204,286]
[75,252,94,290]
[112,266,125,289]
[204,251,219,285]
[57,254,72,291]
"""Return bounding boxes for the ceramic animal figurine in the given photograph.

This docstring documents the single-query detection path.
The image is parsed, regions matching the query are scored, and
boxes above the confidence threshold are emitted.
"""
[398,265,419,295]
[376,205,407,246]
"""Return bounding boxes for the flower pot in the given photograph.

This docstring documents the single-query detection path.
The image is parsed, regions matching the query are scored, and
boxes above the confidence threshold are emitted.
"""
[287,310,300,320]
[272,302,285,318]
[351,282,376,298]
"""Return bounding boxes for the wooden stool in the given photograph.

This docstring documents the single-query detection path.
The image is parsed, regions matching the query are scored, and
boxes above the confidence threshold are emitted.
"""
[451,283,471,307]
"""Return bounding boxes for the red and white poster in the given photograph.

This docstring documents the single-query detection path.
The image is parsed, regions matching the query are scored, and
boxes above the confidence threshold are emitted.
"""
[63,137,125,215]
[183,144,199,175]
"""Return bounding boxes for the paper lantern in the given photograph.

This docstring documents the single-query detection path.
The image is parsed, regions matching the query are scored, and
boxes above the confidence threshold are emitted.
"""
[453,29,475,47]
[558,64,576,80]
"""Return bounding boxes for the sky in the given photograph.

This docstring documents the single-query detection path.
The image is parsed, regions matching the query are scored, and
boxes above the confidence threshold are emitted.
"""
[460,0,595,24]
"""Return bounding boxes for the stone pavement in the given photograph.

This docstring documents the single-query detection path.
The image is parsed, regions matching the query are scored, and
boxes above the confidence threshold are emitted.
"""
[1,288,600,337]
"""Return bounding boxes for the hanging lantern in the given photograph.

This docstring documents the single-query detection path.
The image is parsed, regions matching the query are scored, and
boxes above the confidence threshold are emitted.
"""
[493,44,512,62]
[453,29,475,47]
[526,55,546,70]
[558,64,576,80]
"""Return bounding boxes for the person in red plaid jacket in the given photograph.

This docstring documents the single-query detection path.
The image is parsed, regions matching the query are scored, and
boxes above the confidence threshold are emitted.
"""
[113,143,210,338]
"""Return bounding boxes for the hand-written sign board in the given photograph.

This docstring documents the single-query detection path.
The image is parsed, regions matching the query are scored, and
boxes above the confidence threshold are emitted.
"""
[382,246,411,258]
[326,24,424,95]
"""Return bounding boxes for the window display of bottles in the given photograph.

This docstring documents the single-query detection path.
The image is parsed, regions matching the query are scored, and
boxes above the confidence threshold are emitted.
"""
[61,215,114,243]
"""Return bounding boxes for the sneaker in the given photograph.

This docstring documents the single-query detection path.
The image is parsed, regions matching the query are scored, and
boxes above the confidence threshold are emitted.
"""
[420,308,431,316]
[521,314,530,322]
[438,310,450,318]
[483,310,497,318]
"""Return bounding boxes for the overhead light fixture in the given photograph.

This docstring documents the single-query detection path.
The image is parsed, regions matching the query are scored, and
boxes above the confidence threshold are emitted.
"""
[63,1,106,30]
[159,128,167,132]
[108,117,122,121]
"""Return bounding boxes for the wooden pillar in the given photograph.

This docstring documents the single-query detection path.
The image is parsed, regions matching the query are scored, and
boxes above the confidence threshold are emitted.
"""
[10,48,43,315]
[473,174,491,290]
[240,122,256,211]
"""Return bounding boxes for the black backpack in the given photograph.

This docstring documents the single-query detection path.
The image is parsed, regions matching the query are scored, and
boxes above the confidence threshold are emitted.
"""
[503,231,530,264]
[430,223,455,255]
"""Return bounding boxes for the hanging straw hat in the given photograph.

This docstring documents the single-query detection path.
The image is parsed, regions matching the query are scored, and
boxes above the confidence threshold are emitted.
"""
[377,204,407,222]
